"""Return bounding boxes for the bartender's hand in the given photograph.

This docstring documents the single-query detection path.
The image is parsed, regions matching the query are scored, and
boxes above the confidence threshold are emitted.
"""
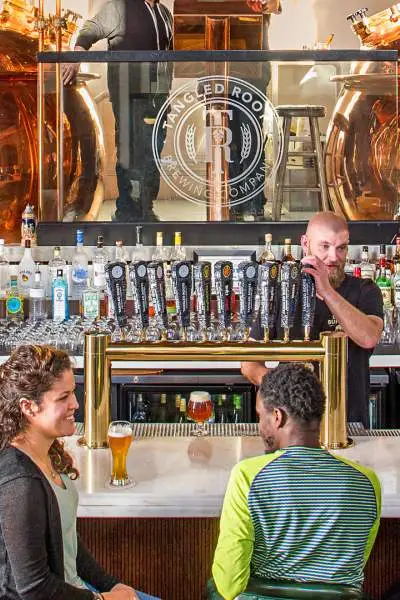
[301,255,333,300]
[246,0,281,14]
[62,45,86,86]
[103,583,140,599]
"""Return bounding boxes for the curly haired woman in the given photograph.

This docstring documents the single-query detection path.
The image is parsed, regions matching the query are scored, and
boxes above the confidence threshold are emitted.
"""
[0,345,159,600]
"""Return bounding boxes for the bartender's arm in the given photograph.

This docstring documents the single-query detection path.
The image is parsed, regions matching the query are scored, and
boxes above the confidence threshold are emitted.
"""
[301,255,383,349]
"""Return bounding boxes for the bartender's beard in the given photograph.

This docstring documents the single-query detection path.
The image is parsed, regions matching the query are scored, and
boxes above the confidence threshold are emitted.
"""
[328,263,345,289]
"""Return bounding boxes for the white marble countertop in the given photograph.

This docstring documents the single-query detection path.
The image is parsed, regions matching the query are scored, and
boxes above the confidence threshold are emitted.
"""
[64,436,400,519]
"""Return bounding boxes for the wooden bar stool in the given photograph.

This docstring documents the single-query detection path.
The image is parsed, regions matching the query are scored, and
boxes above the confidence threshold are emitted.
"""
[272,105,330,221]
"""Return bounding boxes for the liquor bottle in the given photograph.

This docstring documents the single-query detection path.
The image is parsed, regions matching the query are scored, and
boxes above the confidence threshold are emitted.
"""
[259,233,275,263]
[393,261,400,309]
[157,393,169,423]
[48,246,67,296]
[344,255,354,276]
[282,238,295,262]
[21,203,37,247]
[0,239,9,293]
[173,393,182,421]
[52,268,69,322]
[175,397,187,424]
[81,279,100,321]
[92,234,108,292]
[29,265,47,321]
[232,394,243,424]
[18,239,36,296]
[131,226,145,262]
[115,240,129,263]
[385,245,395,277]
[376,257,393,309]
[393,235,400,265]
[71,229,89,300]
[6,276,24,321]
[215,394,228,424]
[132,393,147,423]
[153,231,166,262]
[360,246,375,280]
[170,231,186,262]
[353,266,362,278]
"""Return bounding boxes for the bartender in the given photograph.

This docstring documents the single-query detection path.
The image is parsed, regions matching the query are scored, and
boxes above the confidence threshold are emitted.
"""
[241,211,384,426]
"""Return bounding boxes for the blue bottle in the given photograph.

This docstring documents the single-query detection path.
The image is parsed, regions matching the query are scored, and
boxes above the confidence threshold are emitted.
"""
[52,268,69,322]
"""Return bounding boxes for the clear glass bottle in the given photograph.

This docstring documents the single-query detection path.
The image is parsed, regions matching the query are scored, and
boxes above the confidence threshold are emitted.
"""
[393,261,400,309]
[153,231,167,262]
[282,238,295,262]
[48,246,67,295]
[360,246,376,280]
[18,239,36,296]
[6,276,24,321]
[29,265,47,321]
[71,230,89,300]
[131,226,145,262]
[132,393,147,423]
[81,278,100,321]
[170,231,186,262]
[0,239,9,293]
[115,240,129,263]
[93,235,108,292]
[157,393,169,423]
[232,393,243,424]
[376,257,393,309]
[175,397,187,424]
[259,233,275,263]
[52,268,69,322]
[344,255,354,276]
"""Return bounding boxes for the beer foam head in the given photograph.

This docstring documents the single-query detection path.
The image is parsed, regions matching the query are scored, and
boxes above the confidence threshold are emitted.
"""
[190,390,210,403]
[108,430,132,437]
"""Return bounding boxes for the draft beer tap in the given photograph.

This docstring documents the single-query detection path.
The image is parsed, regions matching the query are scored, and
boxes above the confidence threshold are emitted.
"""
[280,262,301,343]
[147,261,168,341]
[259,261,279,342]
[172,261,192,341]
[214,261,233,342]
[128,261,149,342]
[237,261,258,341]
[300,266,316,342]
[194,262,212,341]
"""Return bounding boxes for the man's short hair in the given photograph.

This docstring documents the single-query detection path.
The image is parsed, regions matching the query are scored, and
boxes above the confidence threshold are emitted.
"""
[259,363,325,425]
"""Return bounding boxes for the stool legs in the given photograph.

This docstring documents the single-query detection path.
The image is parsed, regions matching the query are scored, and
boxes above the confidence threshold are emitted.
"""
[309,115,330,212]
[272,116,291,221]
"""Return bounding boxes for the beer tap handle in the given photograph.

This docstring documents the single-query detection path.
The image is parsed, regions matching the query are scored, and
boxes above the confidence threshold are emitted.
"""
[214,261,233,331]
[172,261,192,330]
[105,261,128,329]
[147,261,168,331]
[259,261,279,342]
[128,262,150,331]
[194,262,212,330]
[237,261,259,330]
[280,262,301,343]
[300,266,316,342]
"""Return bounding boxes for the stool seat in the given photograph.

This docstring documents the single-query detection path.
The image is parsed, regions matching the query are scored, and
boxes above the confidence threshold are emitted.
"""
[276,105,326,118]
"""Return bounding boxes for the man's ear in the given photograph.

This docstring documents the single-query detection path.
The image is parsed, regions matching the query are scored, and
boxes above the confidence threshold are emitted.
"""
[300,234,309,255]
[19,398,38,419]
[274,407,287,429]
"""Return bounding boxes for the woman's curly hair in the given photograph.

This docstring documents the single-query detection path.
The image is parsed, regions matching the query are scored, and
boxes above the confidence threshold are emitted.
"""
[0,345,79,479]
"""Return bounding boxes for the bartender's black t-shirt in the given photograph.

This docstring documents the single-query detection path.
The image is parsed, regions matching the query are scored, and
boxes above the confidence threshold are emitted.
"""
[250,275,384,426]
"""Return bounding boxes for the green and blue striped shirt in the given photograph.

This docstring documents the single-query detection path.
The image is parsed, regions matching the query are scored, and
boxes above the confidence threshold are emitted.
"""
[212,446,381,600]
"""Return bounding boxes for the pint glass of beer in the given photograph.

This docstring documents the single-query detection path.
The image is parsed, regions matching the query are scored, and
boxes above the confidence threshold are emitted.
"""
[108,421,133,487]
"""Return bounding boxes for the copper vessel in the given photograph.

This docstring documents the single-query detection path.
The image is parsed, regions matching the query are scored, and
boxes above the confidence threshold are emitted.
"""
[0,0,105,241]
[325,4,399,220]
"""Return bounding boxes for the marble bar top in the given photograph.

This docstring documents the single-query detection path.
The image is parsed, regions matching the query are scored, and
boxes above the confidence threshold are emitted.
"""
[64,436,400,519]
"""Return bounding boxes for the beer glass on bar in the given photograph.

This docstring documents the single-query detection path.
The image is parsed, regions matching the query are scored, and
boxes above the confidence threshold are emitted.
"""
[187,391,212,436]
[108,421,134,487]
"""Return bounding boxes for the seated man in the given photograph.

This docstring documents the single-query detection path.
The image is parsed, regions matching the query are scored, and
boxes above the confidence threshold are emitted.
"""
[211,364,381,600]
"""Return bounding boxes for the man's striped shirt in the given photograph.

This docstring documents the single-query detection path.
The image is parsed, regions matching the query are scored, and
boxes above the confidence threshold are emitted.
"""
[212,446,381,600]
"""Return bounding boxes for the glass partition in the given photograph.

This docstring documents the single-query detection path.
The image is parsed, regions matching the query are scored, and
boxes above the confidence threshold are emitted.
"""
[36,50,398,225]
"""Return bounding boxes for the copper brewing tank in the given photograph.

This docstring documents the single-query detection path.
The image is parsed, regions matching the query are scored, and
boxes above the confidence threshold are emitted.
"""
[0,0,105,241]
[325,4,400,220]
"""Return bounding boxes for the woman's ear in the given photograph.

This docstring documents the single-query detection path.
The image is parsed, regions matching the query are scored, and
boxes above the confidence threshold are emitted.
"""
[19,398,38,418]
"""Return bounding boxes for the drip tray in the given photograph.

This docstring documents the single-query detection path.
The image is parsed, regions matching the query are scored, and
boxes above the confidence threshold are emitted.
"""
[75,422,400,438]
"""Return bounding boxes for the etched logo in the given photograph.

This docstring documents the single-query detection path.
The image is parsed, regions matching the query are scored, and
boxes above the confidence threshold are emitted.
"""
[153,76,282,208]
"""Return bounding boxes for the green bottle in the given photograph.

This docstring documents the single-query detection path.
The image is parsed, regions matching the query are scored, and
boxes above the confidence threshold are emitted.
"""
[376,258,393,309]
[232,394,243,424]
[6,276,24,321]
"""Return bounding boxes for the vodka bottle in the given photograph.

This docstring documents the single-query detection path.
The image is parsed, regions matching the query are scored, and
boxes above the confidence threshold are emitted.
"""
[29,265,47,321]
[18,239,36,296]
[0,239,9,293]
[93,234,108,292]
[71,229,89,300]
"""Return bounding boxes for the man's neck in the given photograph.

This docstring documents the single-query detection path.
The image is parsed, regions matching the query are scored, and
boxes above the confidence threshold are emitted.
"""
[282,431,321,449]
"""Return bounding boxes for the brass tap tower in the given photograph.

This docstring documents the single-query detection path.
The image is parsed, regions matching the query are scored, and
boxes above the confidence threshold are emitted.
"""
[81,331,351,450]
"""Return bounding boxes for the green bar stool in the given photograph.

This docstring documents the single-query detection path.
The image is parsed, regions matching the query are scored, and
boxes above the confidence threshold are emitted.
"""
[206,577,370,600]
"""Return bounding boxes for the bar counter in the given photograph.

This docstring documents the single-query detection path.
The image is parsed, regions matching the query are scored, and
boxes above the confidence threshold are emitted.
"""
[66,435,400,518]
[68,435,400,600]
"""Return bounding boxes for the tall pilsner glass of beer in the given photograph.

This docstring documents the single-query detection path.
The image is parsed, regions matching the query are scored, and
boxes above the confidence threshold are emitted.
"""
[108,421,134,487]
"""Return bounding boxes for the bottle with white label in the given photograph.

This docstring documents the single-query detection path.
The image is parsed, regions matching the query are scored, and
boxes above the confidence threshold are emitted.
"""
[48,246,67,296]
[18,239,36,296]
[393,261,400,309]
[52,268,69,322]
[0,239,9,293]
[93,234,108,292]
[71,230,88,300]
[29,265,47,321]
[81,279,100,321]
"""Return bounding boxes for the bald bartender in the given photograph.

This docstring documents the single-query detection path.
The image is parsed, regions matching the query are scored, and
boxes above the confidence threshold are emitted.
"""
[241,212,384,426]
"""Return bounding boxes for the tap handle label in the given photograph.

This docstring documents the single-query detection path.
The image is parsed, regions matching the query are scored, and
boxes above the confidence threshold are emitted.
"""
[147,261,168,328]
[300,269,316,329]
[129,261,149,329]
[237,261,258,327]
[280,262,301,331]
[105,261,127,327]
[194,262,212,328]
[172,261,192,328]
[214,261,233,328]
[259,261,279,330]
